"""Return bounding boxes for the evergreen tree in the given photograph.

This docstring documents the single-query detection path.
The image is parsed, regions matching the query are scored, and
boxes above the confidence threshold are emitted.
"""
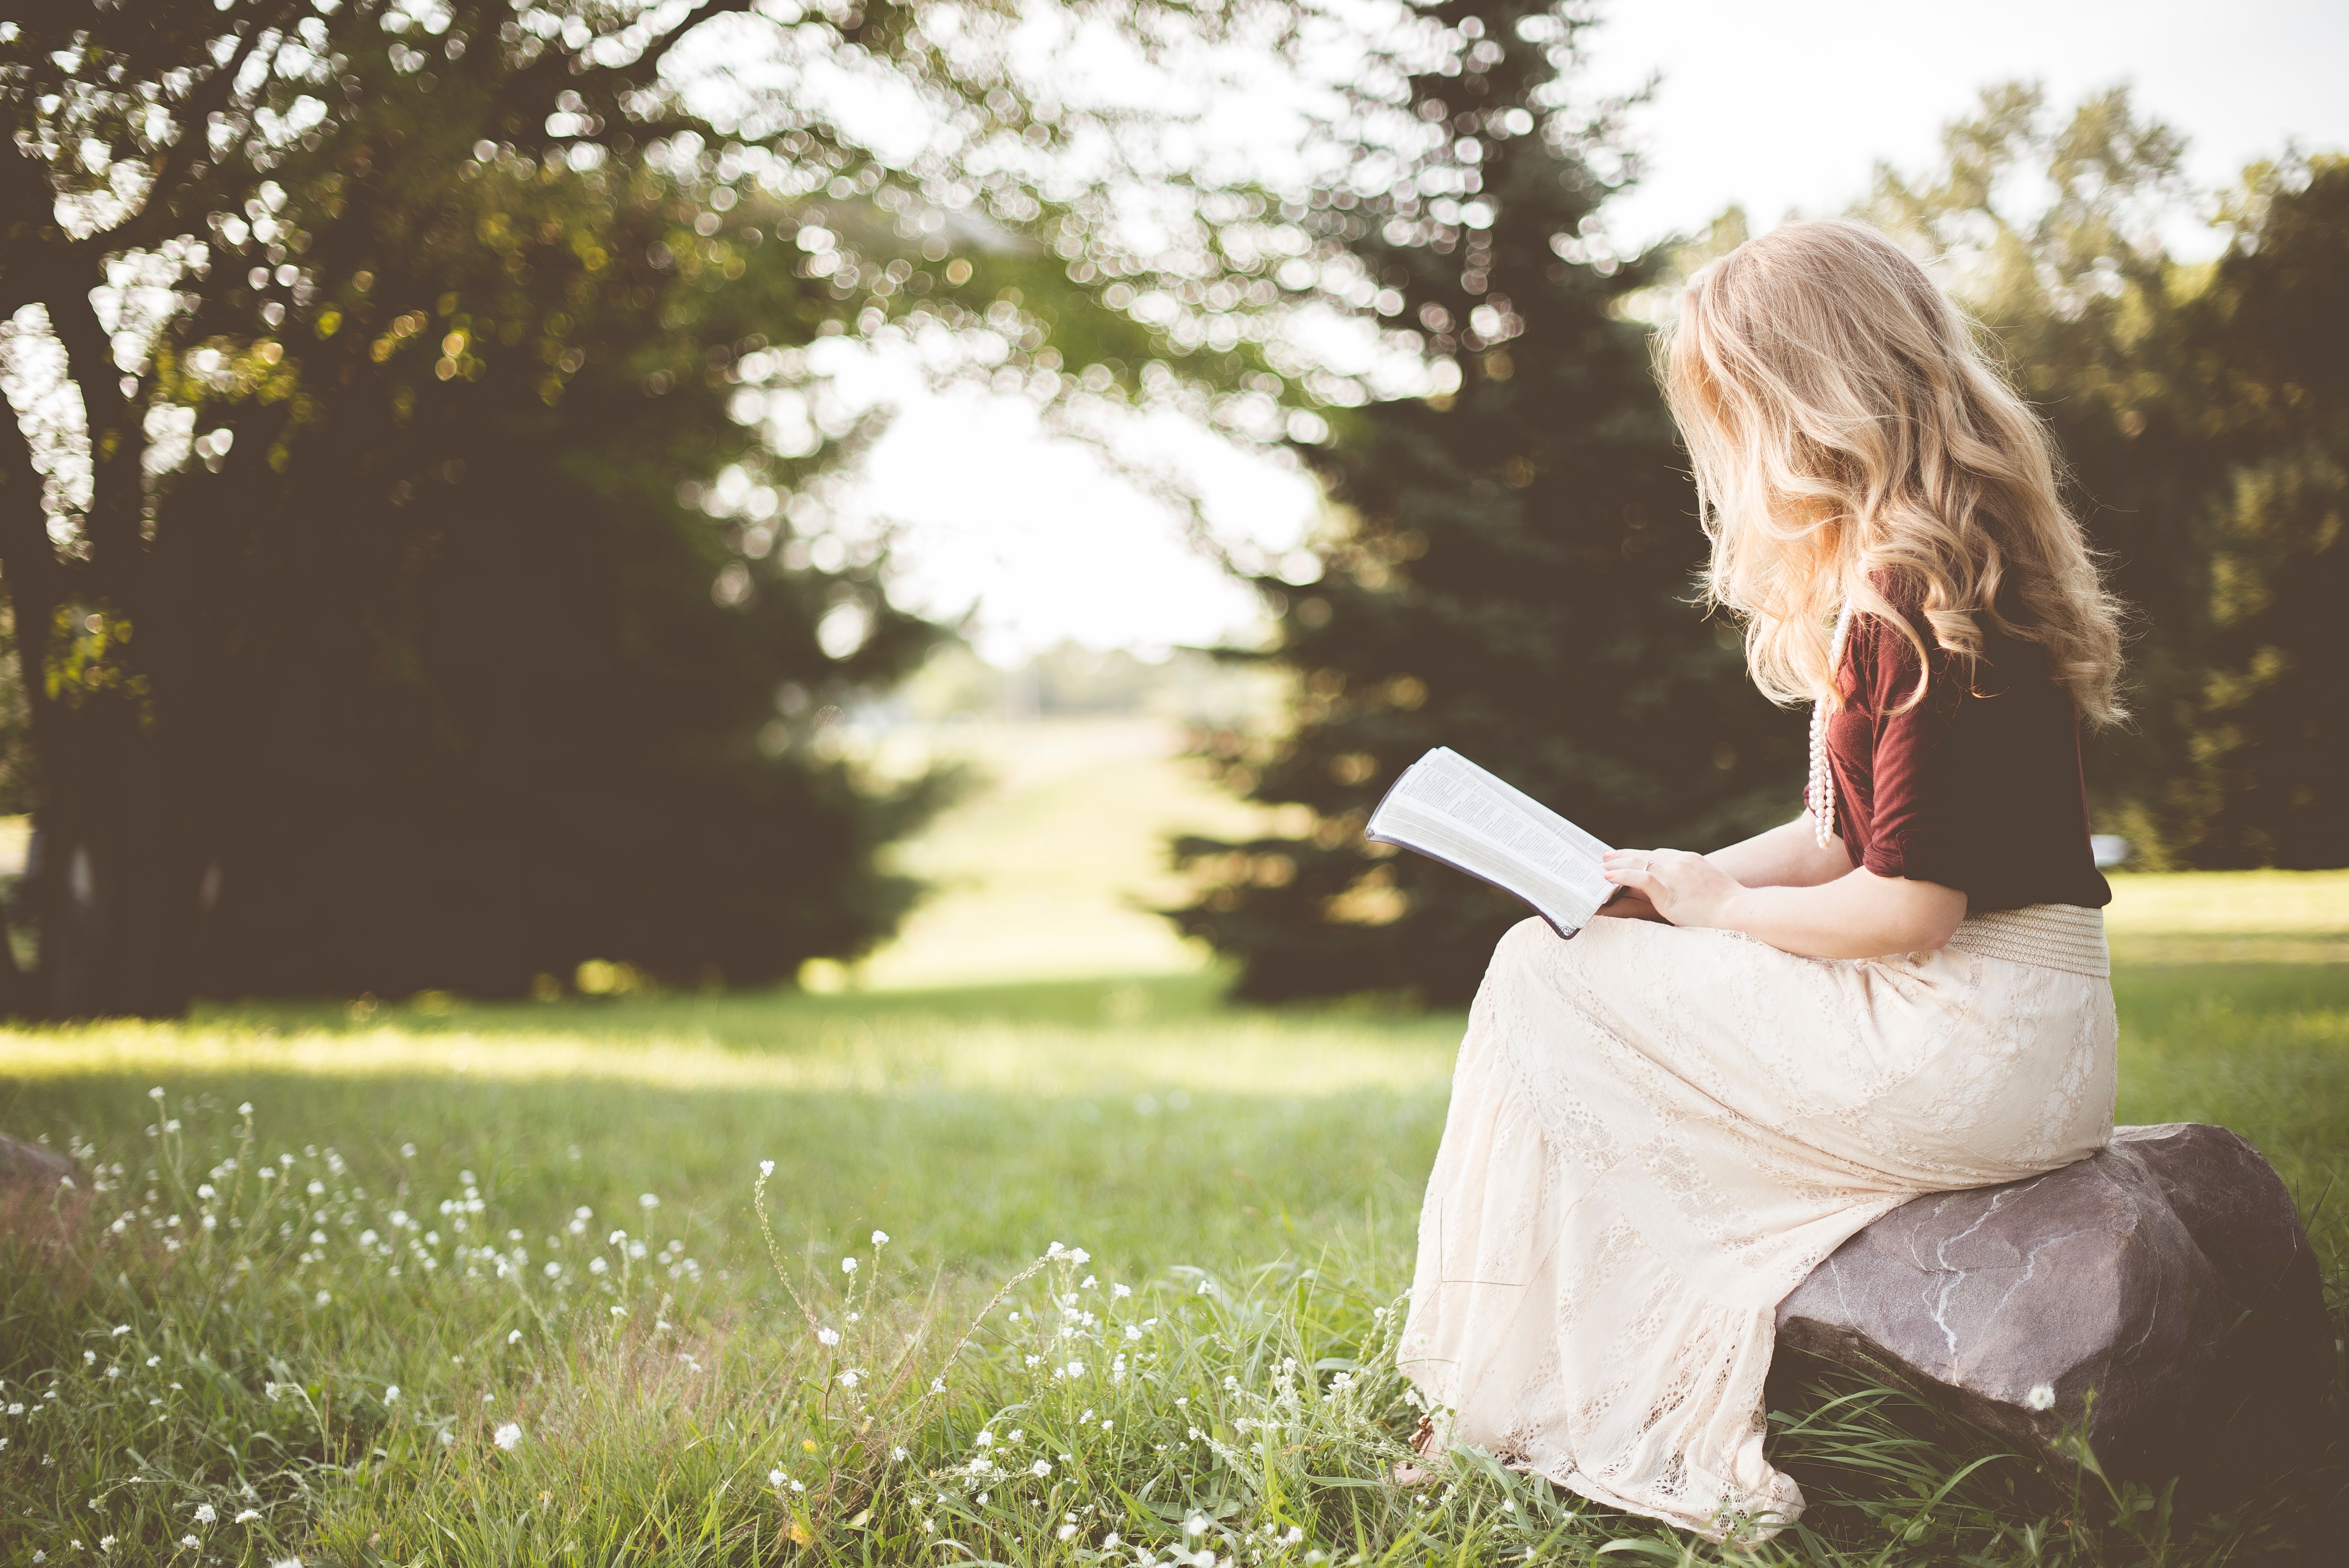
[1169,3,1802,1003]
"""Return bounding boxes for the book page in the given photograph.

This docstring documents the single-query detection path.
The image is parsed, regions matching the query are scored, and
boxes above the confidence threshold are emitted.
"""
[1364,748,1615,935]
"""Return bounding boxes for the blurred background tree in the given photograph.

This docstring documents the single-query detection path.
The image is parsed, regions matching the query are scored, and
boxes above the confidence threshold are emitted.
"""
[0,0,1204,1016]
[1865,87,2347,870]
[1171,62,2347,1002]
[1167,1,1801,1003]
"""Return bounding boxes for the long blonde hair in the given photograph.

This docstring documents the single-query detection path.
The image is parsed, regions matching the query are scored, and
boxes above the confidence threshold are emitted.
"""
[1657,218,2124,722]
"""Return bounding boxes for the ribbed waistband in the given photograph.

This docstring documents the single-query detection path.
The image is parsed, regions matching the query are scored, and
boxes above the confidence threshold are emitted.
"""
[1946,903,2110,978]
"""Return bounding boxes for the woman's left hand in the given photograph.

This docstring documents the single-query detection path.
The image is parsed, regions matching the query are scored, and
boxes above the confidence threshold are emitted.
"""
[1602,848,1749,932]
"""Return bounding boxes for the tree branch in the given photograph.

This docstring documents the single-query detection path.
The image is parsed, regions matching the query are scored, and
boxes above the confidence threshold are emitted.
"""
[102,0,310,260]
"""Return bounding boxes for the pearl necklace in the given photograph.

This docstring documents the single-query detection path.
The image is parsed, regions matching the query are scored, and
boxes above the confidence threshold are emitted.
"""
[1808,600,1855,850]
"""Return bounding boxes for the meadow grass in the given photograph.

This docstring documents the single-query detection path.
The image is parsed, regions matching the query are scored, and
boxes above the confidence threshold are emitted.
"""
[1,870,2345,1565]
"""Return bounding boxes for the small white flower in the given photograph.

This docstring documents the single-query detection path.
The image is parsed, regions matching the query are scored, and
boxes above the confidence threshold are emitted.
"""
[494,1422,522,1450]
[181,1537,201,1548]
[271,1558,303,1568]
[1070,1248,1090,1265]
[816,1327,840,1347]
[1112,1283,1132,1299]
[1125,1325,1142,1341]
[508,1329,522,1345]
[1030,1458,1052,1477]
[1057,1523,1078,1540]
[790,1479,804,1493]
[891,1446,908,1461]
[111,1325,131,1338]
[314,1290,331,1306]
[384,1385,399,1404]
[759,1160,775,1178]
[2025,1383,2057,1411]
[974,1430,993,1448]
[235,1509,261,1523]
[193,1503,216,1523]
[839,1256,857,1274]
[638,1193,659,1210]
[99,1538,116,1553]
[838,1368,862,1388]
[769,1469,785,1486]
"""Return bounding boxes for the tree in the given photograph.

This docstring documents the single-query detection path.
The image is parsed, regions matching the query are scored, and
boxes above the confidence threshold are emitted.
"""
[0,0,1202,1012]
[2159,156,2349,867]
[1167,2,1803,1003]
[1864,89,2347,868]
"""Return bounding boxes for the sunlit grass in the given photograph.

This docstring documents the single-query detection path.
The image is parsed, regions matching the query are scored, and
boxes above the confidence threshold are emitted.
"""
[2,863,2344,1563]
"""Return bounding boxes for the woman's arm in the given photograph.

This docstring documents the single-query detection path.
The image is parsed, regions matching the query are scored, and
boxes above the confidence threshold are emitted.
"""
[1600,848,1966,960]
[1593,813,1853,923]
[1705,815,1858,888]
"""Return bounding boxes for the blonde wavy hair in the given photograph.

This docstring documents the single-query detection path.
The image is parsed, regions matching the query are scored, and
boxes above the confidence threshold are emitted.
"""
[1657,218,2125,722]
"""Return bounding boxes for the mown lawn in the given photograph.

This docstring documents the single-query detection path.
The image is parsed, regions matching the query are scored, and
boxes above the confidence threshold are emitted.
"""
[1,870,2344,1565]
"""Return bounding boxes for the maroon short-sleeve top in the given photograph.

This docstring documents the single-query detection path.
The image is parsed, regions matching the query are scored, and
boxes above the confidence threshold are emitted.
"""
[1812,592,2110,911]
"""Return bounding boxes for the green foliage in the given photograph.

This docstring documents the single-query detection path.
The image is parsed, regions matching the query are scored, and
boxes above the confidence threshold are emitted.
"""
[0,0,1219,1012]
[156,136,960,995]
[1169,4,1802,1003]
[1864,89,2349,870]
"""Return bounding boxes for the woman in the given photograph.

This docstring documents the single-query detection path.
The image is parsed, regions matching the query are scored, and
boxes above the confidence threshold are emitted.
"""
[1395,218,2126,1542]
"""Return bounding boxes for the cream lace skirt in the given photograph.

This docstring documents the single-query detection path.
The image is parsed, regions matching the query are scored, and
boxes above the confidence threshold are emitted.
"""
[1399,909,2117,1541]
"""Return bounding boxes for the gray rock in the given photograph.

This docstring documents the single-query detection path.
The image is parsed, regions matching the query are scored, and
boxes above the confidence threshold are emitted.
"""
[1773,1123,2330,1487]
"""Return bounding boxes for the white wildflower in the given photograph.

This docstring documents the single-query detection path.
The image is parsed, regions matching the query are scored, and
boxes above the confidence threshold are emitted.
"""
[816,1327,840,1347]
[2025,1383,2057,1411]
[1112,1283,1132,1299]
[769,1469,785,1486]
[759,1160,775,1177]
[638,1194,659,1210]
[1030,1459,1052,1477]
[839,1256,857,1274]
[234,1510,260,1523]
[839,1368,862,1388]
[508,1329,522,1344]
[891,1446,908,1461]
[494,1422,522,1450]
[1057,1523,1078,1541]
[871,1229,889,1245]
[181,1537,201,1548]
[193,1504,216,1523]
[384,1386,399,1404]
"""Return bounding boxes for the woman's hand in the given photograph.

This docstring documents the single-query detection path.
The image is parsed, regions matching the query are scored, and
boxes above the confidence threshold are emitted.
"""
[1601,848,1750,930]
[1592,882,1670,923]
[1602,848,1969,959]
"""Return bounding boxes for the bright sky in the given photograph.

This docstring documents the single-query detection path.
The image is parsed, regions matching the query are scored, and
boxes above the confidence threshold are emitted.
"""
[831,0,2349,664]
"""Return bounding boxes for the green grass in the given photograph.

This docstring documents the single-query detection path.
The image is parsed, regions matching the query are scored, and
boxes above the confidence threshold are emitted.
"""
[2,870,2346,1565]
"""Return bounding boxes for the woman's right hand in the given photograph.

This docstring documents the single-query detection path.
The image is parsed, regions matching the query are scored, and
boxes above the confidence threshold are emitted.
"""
[1594,883,1670,923]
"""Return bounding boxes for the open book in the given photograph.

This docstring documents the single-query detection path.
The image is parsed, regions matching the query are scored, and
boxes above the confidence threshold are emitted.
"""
[1363,748,1617,939]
